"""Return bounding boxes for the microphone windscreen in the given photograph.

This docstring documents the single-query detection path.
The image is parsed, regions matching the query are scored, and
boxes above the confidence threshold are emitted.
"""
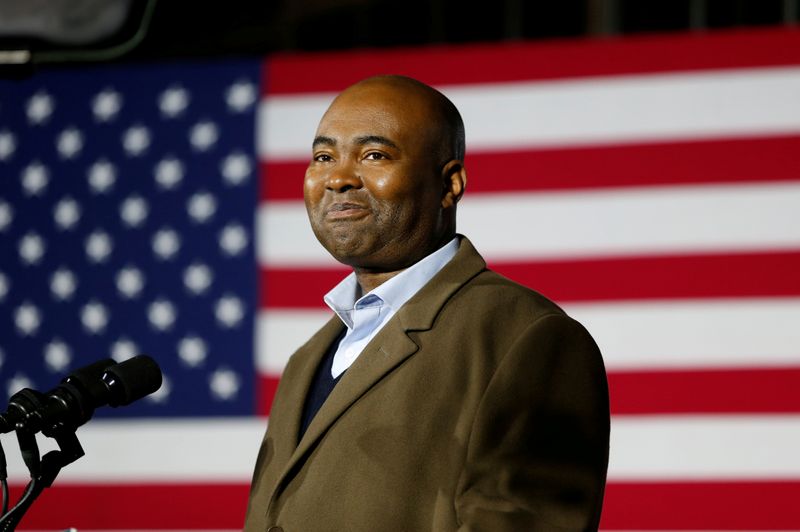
[104,355,163,407]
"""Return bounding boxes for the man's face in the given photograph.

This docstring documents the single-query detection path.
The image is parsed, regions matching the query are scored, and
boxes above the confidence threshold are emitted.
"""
[304,82,449,271]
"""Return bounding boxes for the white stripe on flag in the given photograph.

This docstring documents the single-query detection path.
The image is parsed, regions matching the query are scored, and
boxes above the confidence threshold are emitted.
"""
[567,297,800,370]
[259,66,800,159]
[5,418,265,483]
[256,297,800,374]
[258,182,800,265]
[609,415,800,480]
[7,416,800,481]
[256,309,332,374]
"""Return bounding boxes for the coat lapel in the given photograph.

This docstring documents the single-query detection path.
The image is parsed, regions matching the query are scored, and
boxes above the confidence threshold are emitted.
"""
[291,318,419,460]
[273,317,344,450]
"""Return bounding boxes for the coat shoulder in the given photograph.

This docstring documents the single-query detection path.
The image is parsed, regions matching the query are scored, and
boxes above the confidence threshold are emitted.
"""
[456,268,568,320]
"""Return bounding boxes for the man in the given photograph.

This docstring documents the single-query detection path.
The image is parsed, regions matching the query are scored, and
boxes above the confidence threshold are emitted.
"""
[244,75,609,531]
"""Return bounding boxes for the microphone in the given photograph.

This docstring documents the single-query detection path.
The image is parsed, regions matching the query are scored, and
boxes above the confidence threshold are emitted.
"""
[0,355,162,436]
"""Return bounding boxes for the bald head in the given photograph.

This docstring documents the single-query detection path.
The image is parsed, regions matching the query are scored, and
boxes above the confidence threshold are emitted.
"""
[332,75,466,165]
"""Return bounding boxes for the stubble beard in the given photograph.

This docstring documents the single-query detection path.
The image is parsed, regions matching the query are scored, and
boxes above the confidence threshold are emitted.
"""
[310,202,412,271]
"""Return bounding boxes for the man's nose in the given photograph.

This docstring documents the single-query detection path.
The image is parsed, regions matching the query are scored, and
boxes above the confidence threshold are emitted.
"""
[325,161,362,192]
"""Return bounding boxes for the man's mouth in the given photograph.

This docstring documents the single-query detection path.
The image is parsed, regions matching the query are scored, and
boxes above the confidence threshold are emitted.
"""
[325,202,369,219]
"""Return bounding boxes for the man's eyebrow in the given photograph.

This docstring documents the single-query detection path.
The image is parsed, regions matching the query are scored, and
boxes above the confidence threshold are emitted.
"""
[312,136,336,148]
[312,135,400,150]
[354,135,399,150]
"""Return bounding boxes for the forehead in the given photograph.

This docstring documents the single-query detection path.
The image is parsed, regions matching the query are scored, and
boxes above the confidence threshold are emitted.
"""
[316,83,435,141]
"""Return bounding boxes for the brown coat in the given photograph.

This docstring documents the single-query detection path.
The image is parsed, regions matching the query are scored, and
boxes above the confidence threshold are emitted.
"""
[244,237,609,531]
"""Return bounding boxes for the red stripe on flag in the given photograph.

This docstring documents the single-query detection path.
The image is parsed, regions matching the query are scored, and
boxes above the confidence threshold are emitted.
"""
[263,28,800,94]
[467,135,800,194]
[261,369,800,416]
[609,367,800,414]
[10,483,249,529]
[260,135,800,200]
[257,372,281,415]
[601,480,800,529]
[260,251,800,308]
[258,374,281,416]
[11,480,800,529]
[261,162,305,200]
[489,251,800,303]
[260,266,348,308]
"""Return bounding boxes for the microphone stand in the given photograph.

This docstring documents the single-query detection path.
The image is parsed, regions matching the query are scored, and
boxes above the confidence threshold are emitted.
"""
[0,421,84,531]
[0,355,162,530]
[0,439,8,515]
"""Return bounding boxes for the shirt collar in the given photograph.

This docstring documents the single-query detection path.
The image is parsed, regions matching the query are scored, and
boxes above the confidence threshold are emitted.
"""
[324,237,460,329]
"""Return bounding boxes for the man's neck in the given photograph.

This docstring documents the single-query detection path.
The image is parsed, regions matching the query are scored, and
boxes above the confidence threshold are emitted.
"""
[351,233,457,295]
[353,269,402,296]
[353,231,456,299]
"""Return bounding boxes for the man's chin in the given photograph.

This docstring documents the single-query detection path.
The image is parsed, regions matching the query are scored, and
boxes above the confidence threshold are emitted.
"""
[319,237,372,266]
[323,245,390,271]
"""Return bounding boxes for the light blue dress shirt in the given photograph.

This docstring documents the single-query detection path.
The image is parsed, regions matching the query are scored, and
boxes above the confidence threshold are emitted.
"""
[324,237,460,378]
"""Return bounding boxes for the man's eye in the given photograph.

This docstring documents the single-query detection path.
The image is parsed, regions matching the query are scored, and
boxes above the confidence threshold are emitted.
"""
[365,152,386,160]
[314,153,333,162]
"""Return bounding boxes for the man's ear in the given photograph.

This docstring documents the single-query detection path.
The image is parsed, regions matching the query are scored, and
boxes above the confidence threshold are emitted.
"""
[440,160,467,209]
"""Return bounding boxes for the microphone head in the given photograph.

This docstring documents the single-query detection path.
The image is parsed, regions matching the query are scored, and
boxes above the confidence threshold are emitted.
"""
[62,358,116,400]
[102,355,163,407]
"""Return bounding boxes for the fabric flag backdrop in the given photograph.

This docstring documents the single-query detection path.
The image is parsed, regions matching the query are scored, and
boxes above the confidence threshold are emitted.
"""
[1,27,800,530]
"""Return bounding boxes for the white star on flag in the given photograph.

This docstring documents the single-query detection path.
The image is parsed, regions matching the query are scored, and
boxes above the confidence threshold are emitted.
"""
[154,157,184,189]
[116,266,146,299]
[87,160,117,194]
[148,299,177,331]
[0,273,8,302]
[44,339,72,373]
[183,263,213,295]
[21,161,49,196]
[187,191,217,223]
[6,374,34,398]
[111,338,139,363]
[158,85,190,117]
[214,294,244,328]
[209,367,240,400]
[0,201,13,231]
[85,230,113,263]
[218,223,248,256]
[53,197,82,230]
[0,130,16,161]
[122,124,152,156]
[81,300,109,334]
[18,232,46,265]
[26,91,54,125]
[56,127,84,159]
[220,151,252,186]
[178,336,208,367]
[119,195,149,227]
[50,268,77,301]
[225,80,257,112]
[189,120,219,151]
[152,227,181,260]
[14,302,41,336]
[146,373,171,403]
[92,88,123,122]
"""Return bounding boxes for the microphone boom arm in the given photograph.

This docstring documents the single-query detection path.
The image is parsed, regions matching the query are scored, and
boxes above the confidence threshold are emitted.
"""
[0,421,85,531]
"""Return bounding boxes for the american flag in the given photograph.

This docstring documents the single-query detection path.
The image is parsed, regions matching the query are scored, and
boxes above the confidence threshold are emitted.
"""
[0,60,260,529]
[2,26,800,530]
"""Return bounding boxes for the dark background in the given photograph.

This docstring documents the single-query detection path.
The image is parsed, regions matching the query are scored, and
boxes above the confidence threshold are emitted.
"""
[3,0,800,66]
[131,0,800,58]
